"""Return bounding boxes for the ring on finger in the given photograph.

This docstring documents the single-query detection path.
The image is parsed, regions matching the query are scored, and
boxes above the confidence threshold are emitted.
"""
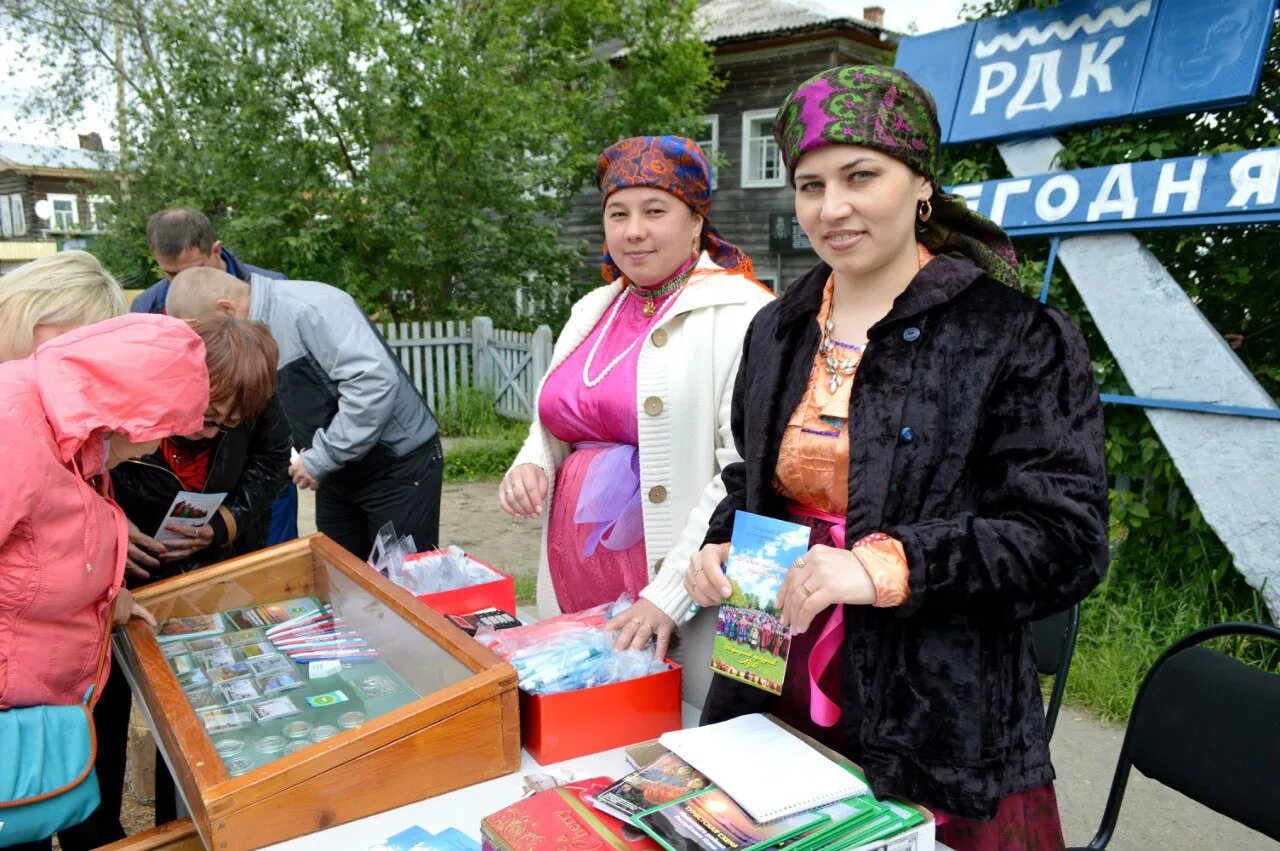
[513,481,525,490]
[505,487,515,495]
[794,557,806,571]
[801,581,814,596]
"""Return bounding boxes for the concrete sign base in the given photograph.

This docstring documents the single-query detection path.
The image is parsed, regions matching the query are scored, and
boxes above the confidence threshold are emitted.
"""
[998,136,1280,618]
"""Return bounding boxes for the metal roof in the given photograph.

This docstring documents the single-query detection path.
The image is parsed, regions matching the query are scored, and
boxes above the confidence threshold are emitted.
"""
[695,0,887,44]
[0,140,116,173]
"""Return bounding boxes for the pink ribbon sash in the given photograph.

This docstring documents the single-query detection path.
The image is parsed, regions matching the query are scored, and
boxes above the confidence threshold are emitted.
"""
[788,502,846,728]
[573,442,644,557]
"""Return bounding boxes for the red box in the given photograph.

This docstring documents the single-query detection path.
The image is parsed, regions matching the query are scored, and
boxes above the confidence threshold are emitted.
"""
[520,661,682,765]
[410,550,517,618]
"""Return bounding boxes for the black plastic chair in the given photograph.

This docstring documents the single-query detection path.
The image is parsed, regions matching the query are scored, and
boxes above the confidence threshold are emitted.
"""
[1068,621,1280,849]
[1030,602,1080,741]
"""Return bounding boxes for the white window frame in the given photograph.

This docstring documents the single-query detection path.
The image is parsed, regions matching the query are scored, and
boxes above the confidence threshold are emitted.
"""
[0,196,11,237]
[87,194,111,231]
[47,193,80,230]
[697,114,720,189]
[9,194,26,236]
[755,272,779,292]
[740,108,785,188]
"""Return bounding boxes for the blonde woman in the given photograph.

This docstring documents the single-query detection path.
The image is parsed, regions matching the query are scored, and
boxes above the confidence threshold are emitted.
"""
[0,251,128,362]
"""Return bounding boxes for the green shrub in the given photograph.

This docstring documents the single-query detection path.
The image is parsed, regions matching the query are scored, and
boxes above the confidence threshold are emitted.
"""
[1066,535,1277,723]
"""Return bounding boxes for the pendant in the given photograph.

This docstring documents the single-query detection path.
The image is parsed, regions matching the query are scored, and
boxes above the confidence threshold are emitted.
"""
[643,301,656,318]
[829,374,841,393]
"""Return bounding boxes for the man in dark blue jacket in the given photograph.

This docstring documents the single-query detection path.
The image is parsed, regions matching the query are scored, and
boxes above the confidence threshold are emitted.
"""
[132,207,299,547]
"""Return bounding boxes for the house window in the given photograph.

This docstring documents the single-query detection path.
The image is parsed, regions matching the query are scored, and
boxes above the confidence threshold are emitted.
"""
[47,193,79,230]
[88,195,112,231]
[697,115,719,189]
[755,272,778,292]
[9,195,25,236]
[741,109,784,188]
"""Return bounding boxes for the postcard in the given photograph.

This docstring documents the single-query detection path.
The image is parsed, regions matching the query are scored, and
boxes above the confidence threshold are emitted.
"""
[156,613,225,643]
[153,490,227,544]
[250,696,301,722]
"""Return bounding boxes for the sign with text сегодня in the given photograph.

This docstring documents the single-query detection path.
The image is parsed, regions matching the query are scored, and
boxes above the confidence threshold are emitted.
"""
[948,147,1280,236]
[896,0,1277,146]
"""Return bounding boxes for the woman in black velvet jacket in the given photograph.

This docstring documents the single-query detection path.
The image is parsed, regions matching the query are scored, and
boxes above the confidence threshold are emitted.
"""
[683,67,1108,849]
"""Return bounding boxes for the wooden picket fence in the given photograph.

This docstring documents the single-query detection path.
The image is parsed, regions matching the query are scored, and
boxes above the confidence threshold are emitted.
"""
[380,317,553,420]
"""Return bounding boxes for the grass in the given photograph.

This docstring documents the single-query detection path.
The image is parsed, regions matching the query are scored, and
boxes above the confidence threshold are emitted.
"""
[437,388,529,481]
[515,573,537,607]
[712,633,787,691]
[1064,539,1277,723]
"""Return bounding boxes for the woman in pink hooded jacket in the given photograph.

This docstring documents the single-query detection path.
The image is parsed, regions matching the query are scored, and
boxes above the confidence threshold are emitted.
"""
[0,313,209,713]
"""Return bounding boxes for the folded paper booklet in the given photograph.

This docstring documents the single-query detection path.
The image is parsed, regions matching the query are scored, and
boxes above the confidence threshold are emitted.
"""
[710,511,810,696]
[154,490,227,544]
[482,777,660,851]
[592,751,712,822]
[632,787,829,851]
[659,714,868,824]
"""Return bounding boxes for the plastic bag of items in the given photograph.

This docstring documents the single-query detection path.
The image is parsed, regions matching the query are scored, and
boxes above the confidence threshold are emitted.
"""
[370,523,501,596]
[475,595,670,695]
[398,546,504,595]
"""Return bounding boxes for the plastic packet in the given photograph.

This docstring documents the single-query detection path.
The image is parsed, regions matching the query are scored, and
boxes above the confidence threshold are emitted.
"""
[396,545,499,595]
[477,595,671,695]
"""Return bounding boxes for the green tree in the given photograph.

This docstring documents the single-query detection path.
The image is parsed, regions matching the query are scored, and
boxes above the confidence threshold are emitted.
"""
[2,0,719,327]
[942,1,1279,593]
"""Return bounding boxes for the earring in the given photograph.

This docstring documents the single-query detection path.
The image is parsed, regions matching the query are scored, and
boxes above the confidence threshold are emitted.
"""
[917,199,932,223]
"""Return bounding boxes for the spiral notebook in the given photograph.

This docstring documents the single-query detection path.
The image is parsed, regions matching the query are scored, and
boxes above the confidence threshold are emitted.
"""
[657,714,868,823]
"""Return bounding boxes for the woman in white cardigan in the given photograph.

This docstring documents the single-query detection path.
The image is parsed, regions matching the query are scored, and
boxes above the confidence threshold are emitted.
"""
[499,137,772,697]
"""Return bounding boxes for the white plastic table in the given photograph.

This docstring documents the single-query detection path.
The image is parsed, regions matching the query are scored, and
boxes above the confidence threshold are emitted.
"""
[264,702,952,851]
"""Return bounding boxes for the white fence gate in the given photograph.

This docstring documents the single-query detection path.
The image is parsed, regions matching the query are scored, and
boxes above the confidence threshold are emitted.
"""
[381,317,553,420]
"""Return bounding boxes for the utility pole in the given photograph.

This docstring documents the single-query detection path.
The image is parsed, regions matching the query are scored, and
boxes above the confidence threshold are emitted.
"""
[114,0,129,199]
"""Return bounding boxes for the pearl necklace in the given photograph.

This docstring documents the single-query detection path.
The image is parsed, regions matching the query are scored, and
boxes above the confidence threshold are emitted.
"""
[582,268,692,388]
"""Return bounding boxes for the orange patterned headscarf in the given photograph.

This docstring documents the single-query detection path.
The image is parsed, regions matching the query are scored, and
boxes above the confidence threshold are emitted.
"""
[596,135,755,282]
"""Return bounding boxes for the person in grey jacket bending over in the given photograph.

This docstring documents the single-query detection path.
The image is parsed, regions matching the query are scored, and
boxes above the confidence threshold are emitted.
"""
[168,267,443,559]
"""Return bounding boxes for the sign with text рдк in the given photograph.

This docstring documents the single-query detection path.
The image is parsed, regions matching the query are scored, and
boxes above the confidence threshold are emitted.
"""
[896,0,1276,146]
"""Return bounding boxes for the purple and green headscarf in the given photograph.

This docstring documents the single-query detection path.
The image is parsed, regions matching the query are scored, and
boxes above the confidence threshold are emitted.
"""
[596,135,755,283]
[773,65,1019,288]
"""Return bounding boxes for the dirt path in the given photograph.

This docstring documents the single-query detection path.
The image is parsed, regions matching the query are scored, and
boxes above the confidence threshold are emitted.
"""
[298,480,542,584]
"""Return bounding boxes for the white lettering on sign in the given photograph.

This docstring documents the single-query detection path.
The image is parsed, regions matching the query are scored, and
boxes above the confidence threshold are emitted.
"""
[1087,163,1139,221]
[972,35,1128,119]
[1227,149,1280,208]
[1153,159,1208,214]
[1071,36,1125,97]
[952,184,983,211]
[991,178,1034,224]
[1006,51,1063,117]
[972,62,1017,114]
[1035,174,1082,221]
[973,1,1152,57]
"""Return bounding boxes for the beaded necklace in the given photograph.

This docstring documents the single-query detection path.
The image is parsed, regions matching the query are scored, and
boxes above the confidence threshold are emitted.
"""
[582,264,694,388]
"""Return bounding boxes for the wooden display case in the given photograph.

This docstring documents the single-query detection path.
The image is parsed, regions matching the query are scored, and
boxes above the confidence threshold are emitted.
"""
[114,534,519,851]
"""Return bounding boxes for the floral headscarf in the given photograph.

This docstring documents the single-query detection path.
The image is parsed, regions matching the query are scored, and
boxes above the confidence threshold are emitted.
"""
[596,135,755,283]
[773,66,1019,287]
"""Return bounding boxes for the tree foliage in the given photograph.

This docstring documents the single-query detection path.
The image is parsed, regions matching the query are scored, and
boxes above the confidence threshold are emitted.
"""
[1,0,719,327]
[944,1,1279,578]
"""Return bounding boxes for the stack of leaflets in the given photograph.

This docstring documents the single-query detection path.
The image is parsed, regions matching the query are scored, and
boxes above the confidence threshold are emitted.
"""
[593,717,928,851]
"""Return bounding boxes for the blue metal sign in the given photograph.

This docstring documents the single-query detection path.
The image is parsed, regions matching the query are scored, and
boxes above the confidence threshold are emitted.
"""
[896,0,1277,145]
[947,147,1280,236]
